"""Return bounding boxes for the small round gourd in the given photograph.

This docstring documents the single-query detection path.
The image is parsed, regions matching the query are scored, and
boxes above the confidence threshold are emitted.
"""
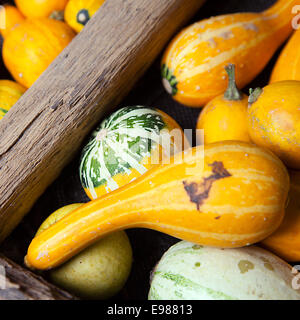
[197,64,250,144]
[36,204,133,300]
[15,0,68,19]
[0,5,25,38]
[65,0,105,33]
[0,80,26,120]
[2,18,75,88]
[149,241,300,300]
[79,106,188,200]
[247,80,300,169]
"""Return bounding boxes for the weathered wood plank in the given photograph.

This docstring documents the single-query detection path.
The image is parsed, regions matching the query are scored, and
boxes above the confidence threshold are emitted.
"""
[0,255,76,300]
[0,0,206,242]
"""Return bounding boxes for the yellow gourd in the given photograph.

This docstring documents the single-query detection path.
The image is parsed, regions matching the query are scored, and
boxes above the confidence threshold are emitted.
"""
[65,0,106,33]
[14,0,68,19]
[248,80,300,169]
[161,0,298,107]
[270,30,300,83]
[0,5,25,38]
[36,204,133,300]
[25,141,289,270]
[262,170,300,261]
[2,18,76,88]
[197,64,250,144]
[0,80,26,120]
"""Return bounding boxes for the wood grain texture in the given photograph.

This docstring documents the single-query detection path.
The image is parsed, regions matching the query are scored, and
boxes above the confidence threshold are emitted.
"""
[0,0,205,242]
[0,254,76,300]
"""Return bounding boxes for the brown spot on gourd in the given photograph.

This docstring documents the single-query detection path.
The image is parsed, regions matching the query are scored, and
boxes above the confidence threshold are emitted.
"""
[192,244,203,250]
[183,162,231,210]
[260,257,274,271]
[195,262,201,267]
[238,260,255,274]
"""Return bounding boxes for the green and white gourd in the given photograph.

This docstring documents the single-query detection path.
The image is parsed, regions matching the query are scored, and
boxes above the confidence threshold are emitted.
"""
[79,106,184,200]
[149,241,300,300]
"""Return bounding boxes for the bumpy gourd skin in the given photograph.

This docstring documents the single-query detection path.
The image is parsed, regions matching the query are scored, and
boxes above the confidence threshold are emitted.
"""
[25,141,289,271]
[270,30,300,83]
[2,19,75,88]
[248,81,300,170]
[262,170,300,262]
[15,0,68,18]
[161,0,298,107]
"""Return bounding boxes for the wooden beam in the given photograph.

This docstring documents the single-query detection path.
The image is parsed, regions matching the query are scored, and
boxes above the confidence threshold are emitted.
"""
[0,255,76,300]
[0,0,206,242]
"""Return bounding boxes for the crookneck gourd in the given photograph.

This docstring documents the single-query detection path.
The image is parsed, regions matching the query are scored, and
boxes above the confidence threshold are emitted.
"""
[197,64,250,144]
[262,170,300,262]
[2,18,76,88]
[0,80,26,120]
[0,5,25,38]
[15,0,68,19]
[80,106,189,200]
[161,0,298,107]
[65,0,106,33]
[270,30,300,83]
[25,141,289,270]
[247,80,300,170]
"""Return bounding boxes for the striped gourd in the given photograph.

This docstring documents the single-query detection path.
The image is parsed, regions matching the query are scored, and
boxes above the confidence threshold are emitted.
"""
[0,80,26,120]
[161,0,297,107]
[26,141,289,270]
[149,242,300,300]
[79,106,188,200]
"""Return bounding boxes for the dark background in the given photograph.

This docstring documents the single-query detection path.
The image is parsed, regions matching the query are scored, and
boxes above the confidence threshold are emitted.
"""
[0,0,290,300]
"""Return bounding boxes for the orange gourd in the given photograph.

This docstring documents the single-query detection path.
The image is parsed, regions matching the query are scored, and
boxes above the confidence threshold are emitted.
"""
[197,64,250,144]
[65,0,106,33]
[262,170,300,262]
[248,80,300,169]
[25,141,289,270]
[2,18,76,88]
[0,80,26,120]
[270,30,300,83]
[161,0,298,107]
[0,5,24,38]
[14,0,68,19]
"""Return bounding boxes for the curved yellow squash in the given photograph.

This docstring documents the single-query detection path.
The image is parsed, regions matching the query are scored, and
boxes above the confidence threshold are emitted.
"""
[162,0,297,107]
[25,141,289,270]
[270,30,300,83]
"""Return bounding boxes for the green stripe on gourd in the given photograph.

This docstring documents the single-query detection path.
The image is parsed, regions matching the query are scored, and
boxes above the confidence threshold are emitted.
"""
[161,64,178,96]
[149,241,300,300]
[0,108,8,118]
[79,106,176,199]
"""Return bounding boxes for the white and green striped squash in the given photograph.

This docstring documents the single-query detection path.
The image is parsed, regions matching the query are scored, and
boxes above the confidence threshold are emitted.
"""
[149,241,300,300]
[79,106,187,200]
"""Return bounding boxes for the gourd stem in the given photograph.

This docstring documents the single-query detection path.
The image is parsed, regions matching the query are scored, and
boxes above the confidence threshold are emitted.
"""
[49,10,65,21]
[224,64,243,101]
[248,88,263,104]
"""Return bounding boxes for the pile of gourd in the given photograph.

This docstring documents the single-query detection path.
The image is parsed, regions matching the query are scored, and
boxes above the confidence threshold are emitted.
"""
[1,0,300,300]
